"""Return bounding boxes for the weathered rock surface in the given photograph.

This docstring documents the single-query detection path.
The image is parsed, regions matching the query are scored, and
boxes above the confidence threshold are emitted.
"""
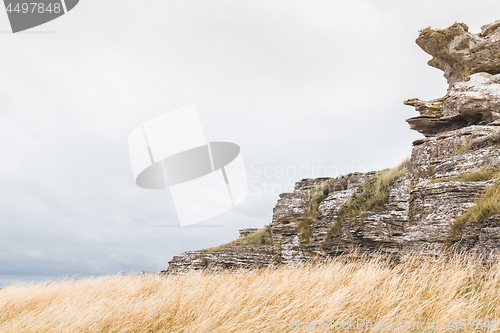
[238,228,258,237]
[323,172,411,257]
[270,173,372,263]
[406,21,500,136]
[165,21,500,274]
[162,246,275,274]
[416,21,500,85]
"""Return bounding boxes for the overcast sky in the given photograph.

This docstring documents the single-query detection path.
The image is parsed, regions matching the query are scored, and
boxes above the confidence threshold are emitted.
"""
[1,0,499,286]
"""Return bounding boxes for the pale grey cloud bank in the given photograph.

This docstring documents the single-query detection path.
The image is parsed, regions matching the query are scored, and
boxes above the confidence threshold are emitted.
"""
[0,0,499,286]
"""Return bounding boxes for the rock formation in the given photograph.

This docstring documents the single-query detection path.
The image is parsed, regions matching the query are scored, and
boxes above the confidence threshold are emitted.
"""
[164,20,500,274]
[405,21,500,136]
[165,246,275,274]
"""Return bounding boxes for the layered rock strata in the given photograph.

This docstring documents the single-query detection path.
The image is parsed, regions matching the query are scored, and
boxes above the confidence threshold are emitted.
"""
[163,246,275,275]
[165,20,500,274]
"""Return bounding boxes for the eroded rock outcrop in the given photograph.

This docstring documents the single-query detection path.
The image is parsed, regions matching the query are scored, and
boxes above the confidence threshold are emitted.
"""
[406,21,500,136]
[163,246,275,274]
[165,21,500,274]
[417,21,500,85]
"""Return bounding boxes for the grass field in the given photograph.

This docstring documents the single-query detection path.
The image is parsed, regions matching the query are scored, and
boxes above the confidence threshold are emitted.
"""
[1,253,500,332]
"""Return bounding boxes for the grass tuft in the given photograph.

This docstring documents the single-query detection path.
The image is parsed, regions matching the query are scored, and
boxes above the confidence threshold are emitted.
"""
[453,140,472,156]
[208,225,272,253]
[297,179,335,243]
[418,26,432,34]
[430,169,497,184]
[450,172,500,239]
[325,158,410,242]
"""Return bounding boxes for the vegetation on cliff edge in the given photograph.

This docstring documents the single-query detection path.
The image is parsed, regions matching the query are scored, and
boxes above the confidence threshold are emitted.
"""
[207,225,272,253]
[325,158,410,242]
[430,169,497,184]
[297,178,336,243]
[449,170,500,240]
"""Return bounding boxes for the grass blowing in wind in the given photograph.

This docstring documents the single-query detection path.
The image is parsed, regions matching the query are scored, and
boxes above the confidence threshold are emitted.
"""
[1,253,500,332]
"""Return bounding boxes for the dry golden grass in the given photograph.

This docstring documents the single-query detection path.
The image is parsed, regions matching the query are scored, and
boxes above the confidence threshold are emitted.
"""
[1,253,500,332]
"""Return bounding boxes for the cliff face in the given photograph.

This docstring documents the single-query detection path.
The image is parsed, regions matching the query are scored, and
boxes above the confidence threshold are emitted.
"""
[164,20,500,274]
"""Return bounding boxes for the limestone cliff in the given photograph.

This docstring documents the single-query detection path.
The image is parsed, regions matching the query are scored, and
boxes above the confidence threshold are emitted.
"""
[164,20,500,274]
[405,21,500,136]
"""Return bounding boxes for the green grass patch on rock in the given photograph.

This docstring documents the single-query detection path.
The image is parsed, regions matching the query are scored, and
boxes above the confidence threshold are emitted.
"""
[453,140,472,156]
[297,179,335,243]
[207,225,272,253]
[449,172,500,239]
[325,158,410,242]
[430,169,497,184]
